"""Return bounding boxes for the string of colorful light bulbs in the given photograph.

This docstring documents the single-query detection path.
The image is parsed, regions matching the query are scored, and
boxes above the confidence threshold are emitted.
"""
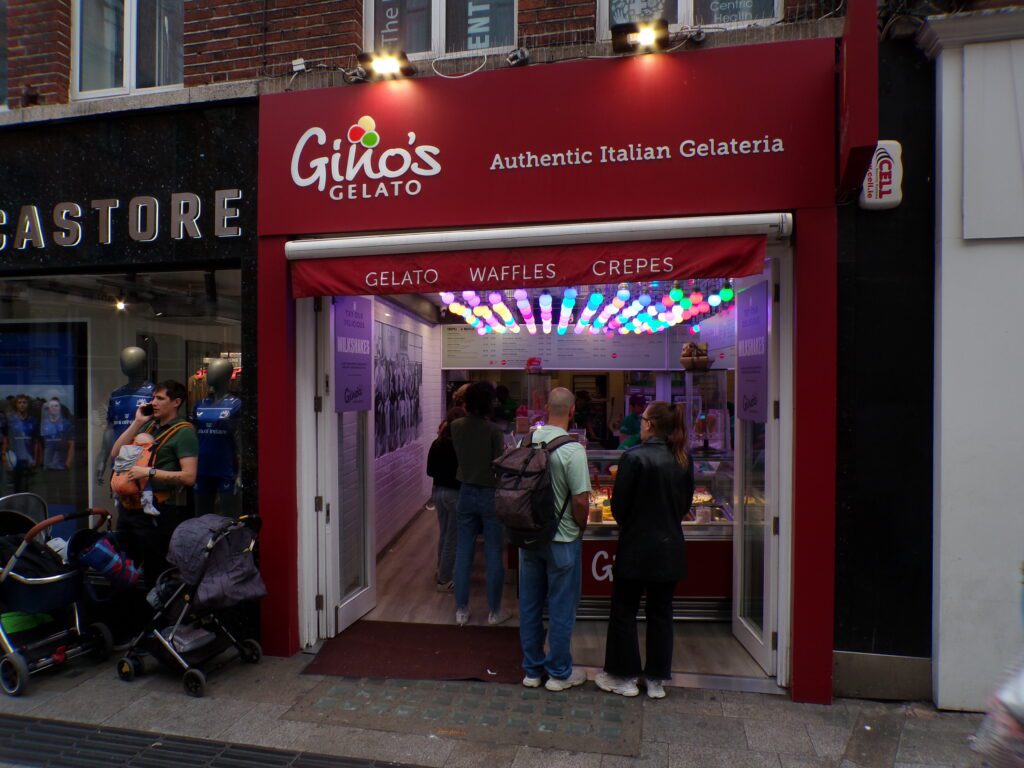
[439,280,735,338]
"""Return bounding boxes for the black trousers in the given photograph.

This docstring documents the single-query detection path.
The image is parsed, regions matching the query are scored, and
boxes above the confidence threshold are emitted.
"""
[116,504,192,587]
[603,577,677,680]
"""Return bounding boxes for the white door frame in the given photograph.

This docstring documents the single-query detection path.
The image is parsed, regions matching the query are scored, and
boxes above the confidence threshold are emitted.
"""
[317,298,377,636]
[295,297,322,647]
[731,244,793,683]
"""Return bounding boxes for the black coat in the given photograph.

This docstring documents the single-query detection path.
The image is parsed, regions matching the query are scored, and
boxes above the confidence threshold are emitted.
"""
[611,438,694,582]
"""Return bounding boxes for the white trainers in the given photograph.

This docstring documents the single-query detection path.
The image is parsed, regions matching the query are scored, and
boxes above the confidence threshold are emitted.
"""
[595,670,640,697]
[545,668,587,692]
[455,608,469,626]
[646,678,666,699]
[487,609,512,626]
[522,675,543,688]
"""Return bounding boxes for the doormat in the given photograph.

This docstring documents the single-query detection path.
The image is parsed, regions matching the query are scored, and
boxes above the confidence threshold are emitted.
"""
[302,620,523,684]
[283,676,643,757]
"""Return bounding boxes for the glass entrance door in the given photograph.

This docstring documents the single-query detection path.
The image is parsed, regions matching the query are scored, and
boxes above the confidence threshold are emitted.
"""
[731,274,779,675]
[318,297,376,636]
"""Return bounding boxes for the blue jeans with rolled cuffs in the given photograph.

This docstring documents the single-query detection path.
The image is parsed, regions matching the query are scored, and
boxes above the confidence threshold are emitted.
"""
[453,483,505,614]
[518,538,582,681]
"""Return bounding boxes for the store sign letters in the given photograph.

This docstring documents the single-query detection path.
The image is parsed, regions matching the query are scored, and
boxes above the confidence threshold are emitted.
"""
[260,41,836,236]
[859,141,903,209]
[0,189,243,251]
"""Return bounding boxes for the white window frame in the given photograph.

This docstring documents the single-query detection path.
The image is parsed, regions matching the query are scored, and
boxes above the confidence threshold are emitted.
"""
[363,0,518,62]
[71,0,184,100]
[597,0,784,40]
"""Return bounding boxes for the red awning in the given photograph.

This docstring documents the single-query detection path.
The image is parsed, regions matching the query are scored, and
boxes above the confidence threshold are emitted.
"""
[290,234,766,298]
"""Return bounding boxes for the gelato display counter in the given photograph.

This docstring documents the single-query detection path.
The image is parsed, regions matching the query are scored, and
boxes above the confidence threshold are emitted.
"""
[579,449,734,620]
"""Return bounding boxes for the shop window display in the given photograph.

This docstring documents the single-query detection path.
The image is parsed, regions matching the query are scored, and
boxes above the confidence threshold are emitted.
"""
[0,270,242,520]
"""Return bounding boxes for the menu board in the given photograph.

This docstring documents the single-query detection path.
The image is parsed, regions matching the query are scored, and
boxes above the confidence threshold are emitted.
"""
[442,325,668,370]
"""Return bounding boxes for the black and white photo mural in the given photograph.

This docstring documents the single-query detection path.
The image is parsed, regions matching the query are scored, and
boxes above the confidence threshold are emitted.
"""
[373,322,423,458]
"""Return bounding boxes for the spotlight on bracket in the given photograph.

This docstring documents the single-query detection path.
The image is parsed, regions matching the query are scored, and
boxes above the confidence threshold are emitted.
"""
[291,57,307,73]
[356,50,416,79]
[506,47,530,67]
[611,19,670,54]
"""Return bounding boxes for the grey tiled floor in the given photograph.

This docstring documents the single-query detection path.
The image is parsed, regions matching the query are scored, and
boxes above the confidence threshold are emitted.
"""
[0,654,986,768]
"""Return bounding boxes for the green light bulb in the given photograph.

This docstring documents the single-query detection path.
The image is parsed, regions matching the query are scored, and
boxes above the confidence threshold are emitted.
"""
[669,288,684,302]
[720,283,734,302]
[680,298,692,310]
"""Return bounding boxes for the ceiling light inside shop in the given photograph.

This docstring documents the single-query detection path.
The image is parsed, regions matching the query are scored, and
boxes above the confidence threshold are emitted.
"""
[115,299,127,311]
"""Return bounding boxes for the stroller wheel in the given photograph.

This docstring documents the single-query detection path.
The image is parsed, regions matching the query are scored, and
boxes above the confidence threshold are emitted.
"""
[0,653,30,697]
[239,639,262,664]
[117,655,142,682]
[88,623,114,662]
[183,668,206,698]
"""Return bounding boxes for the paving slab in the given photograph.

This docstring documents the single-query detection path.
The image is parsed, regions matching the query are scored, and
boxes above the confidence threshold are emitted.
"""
[511,745,603,768]
[778,757,837,768]
[744,720,816,755]
[840,711,904,768]
[895,726,977,768]
[806,723,853,759]
[600,741,670,768]
[643,710,748,749]
[283,677,642,757]
[296,724,455,767]
[101,690,257,740]
[444,739,520,768]
[666,744,781,768]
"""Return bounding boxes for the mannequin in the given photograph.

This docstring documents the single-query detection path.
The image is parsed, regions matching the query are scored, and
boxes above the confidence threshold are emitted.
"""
[192,358,242,516]
[96,347,154,485]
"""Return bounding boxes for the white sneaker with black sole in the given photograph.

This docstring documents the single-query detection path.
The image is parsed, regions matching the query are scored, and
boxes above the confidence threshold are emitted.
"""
[544,668,587,692]
[595,670,640,697]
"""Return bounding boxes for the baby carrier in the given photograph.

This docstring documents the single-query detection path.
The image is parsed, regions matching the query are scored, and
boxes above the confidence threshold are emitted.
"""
[109,423,192,510]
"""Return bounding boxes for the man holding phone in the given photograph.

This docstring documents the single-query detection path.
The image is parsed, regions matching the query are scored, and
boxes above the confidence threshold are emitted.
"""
[110,380,198,585]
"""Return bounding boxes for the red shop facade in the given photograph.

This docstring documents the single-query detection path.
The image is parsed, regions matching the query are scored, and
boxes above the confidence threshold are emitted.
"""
[255,10,877,704]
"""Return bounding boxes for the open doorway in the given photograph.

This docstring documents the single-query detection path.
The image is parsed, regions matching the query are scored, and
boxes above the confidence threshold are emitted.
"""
[300,248,790,691]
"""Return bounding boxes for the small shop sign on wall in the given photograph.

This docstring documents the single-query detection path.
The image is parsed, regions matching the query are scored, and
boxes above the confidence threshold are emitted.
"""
[859,141,903,210]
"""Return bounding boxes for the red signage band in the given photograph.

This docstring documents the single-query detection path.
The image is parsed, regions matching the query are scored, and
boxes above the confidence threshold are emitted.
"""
[289,234,766,298]
[259,40,836,238]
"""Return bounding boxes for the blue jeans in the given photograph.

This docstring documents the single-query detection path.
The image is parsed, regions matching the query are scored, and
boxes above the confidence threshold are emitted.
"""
[518,538,582,681]
[454,484,505,613]
[433,485,459,584]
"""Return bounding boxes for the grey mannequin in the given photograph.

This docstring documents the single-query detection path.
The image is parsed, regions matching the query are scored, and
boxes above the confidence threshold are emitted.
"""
[206,359,234,399]
[95,347,152,484]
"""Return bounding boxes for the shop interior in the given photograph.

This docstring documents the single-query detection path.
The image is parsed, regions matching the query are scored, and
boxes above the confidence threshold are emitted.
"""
[341,275,773,682]
[0,270,244,524]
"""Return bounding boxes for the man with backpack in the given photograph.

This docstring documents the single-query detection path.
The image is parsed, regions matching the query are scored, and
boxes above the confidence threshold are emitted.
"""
[110,380,198,586]
[514,388,592,691]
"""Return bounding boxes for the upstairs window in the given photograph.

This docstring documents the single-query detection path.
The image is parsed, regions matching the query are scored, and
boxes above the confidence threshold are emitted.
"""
[600,0,782,35]
[365,0,517,59]
[73,0,183,98]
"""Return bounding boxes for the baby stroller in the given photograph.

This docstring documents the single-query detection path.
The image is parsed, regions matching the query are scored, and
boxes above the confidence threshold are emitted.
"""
[117,514,266,697]
[0,500,115,696]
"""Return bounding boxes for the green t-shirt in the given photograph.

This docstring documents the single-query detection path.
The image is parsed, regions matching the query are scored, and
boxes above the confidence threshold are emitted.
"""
[532,425,591,543]
[143,417,199,500]
[618,412,641,449]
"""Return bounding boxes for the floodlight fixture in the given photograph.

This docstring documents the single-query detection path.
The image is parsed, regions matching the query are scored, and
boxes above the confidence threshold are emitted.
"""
[611,19,670,54]
[357,50,416,79]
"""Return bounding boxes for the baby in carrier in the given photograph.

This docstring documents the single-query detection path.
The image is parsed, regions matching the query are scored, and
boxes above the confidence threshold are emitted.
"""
[110,432,160,517]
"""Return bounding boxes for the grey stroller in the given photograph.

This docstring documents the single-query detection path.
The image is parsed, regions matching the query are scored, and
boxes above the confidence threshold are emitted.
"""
[117,514,266,697]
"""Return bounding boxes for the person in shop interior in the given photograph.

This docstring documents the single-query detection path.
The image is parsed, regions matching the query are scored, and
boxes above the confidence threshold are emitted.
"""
[110,380,198,586]
[596,400,695,700]
[427,406,466,593]
[617,394,647,449]
[7,394,40,493]
[450,381,510,626]
[519,387,592,692]
[40,397,75,470]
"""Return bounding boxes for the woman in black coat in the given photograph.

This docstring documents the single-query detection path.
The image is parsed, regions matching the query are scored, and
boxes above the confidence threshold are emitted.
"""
[595,400,694,700]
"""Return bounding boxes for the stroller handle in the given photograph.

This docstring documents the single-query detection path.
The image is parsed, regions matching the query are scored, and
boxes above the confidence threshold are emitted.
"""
[0,509,111,584]
[24,508,111,543]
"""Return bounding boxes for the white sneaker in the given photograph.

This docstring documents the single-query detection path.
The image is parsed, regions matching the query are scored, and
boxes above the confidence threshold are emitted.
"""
[545,668,587,692]
[487,609,512,626]
[455,608,469,626]
[646,678,666,699]
[522,675,542,688]
[595,670,640,697]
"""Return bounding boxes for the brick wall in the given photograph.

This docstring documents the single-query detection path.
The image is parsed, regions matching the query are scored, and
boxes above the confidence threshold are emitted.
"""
[372,301,443,555]
[184,0,362,87]
[6,0,71,107]
[519,0,596,47]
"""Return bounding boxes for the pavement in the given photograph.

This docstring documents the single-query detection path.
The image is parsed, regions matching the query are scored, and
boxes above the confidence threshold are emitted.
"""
[0,652,988,768]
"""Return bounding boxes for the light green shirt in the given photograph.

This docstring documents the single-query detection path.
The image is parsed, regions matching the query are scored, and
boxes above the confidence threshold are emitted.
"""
[531,425,592,543]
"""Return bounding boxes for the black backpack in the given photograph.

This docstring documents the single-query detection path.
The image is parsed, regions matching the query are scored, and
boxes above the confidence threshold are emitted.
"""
[492,435,576,550]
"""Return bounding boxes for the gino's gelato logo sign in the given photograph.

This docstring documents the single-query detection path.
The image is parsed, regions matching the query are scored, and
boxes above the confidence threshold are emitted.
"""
[290,115,441,201]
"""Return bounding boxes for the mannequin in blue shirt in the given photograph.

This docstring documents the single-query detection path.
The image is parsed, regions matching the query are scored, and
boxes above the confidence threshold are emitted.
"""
[192,359,242,517]
[95,347,154,485]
